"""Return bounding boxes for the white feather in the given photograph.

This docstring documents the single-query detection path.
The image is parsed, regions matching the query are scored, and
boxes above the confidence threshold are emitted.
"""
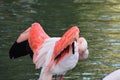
[103,69,120,80]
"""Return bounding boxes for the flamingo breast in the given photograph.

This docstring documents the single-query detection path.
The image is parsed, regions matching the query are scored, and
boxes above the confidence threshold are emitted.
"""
[35,38,79,75]
[50,42,79,75]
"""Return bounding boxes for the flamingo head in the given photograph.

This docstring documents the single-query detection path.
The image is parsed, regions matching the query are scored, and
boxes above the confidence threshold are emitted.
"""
[77,37,89,60]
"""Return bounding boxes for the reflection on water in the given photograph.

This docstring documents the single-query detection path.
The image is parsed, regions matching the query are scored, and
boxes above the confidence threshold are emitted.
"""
[0,0,120,80]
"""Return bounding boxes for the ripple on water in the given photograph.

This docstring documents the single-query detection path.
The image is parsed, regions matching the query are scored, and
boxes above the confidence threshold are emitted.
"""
[34,73,39,76]
[82,72,95,76]
[111,63,120,67]
[90,61,103,65]
[108,39,120,43]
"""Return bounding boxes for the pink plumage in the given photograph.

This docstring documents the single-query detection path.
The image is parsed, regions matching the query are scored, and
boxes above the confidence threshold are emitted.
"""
[11,22,89,80]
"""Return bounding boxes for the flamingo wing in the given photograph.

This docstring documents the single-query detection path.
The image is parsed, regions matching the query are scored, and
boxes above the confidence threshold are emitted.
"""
[9,27,32,59]
[46,26,80,71]
[9,40,33,59]
[28,22,49,63]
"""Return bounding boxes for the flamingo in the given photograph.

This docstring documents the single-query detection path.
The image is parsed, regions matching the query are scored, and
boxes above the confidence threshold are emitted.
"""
[9,22,89,80]
[103,69,120,80]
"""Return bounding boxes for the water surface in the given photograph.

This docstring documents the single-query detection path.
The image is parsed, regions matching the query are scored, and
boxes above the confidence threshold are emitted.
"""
[0,0,120,80]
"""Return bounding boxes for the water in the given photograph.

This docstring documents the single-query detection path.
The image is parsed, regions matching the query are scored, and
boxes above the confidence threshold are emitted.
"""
[0,0,120,80]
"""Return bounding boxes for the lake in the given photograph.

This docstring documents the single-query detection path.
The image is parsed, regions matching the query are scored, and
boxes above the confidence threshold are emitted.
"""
[0,0,120,80]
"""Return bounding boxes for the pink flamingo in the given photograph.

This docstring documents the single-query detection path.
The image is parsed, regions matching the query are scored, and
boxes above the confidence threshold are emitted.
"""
[9,22,89,80]
[103,69,120,80]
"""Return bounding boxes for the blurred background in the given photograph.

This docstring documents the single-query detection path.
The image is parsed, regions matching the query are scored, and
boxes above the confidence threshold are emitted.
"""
[0,0,120,80]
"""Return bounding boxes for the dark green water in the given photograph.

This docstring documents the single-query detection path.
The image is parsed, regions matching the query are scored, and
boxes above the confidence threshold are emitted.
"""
[0,0,120,80]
